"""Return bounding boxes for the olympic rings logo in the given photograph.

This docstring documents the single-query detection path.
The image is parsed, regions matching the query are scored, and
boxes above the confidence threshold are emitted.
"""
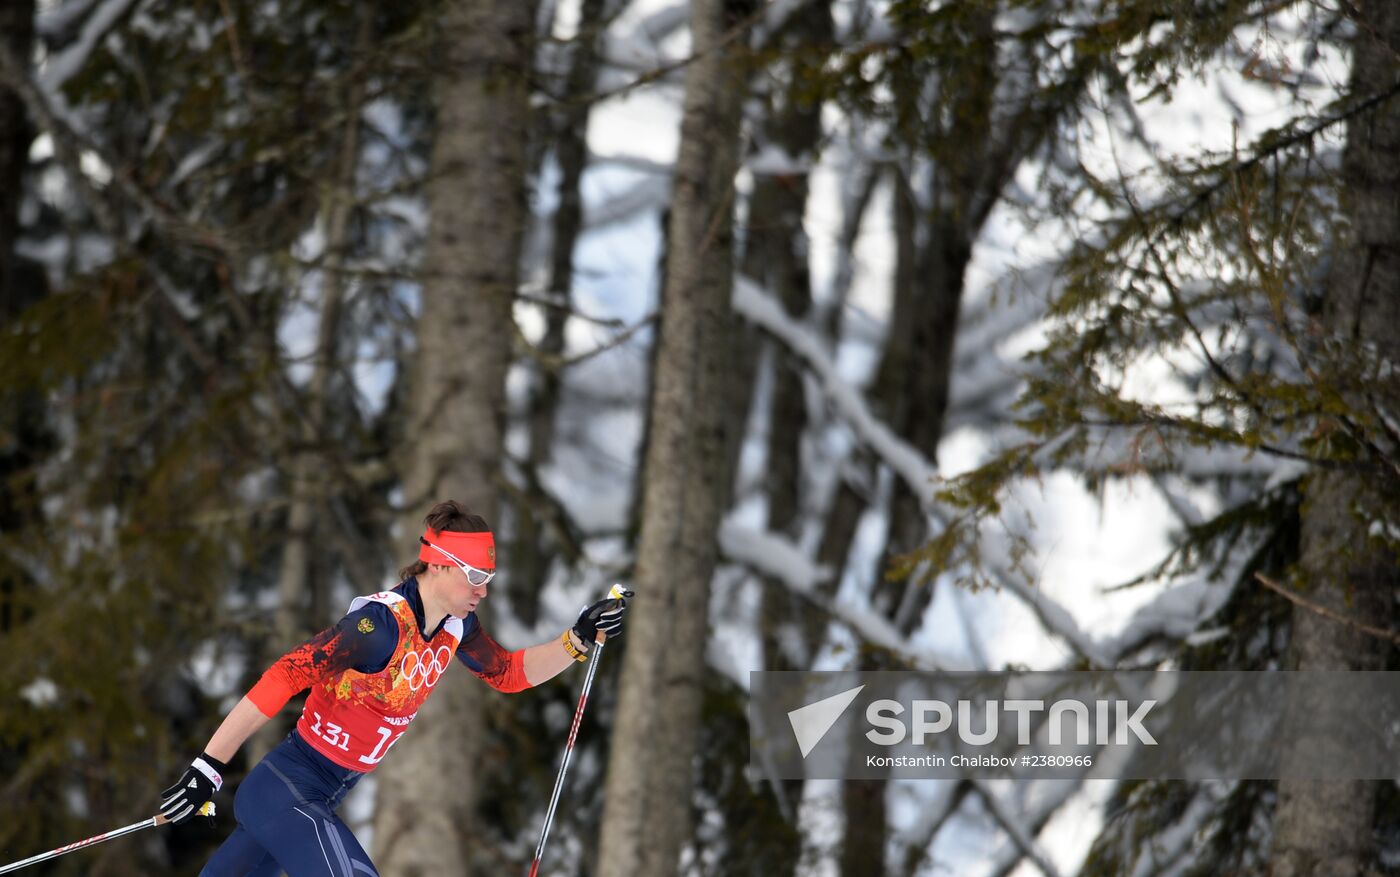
[400,645,453,691]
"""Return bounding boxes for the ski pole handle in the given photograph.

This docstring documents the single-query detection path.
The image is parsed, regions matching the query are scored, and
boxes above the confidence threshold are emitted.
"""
[594,583,634,645]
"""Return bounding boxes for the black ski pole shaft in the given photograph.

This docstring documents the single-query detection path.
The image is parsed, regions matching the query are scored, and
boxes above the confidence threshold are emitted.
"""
[0,803,212,875]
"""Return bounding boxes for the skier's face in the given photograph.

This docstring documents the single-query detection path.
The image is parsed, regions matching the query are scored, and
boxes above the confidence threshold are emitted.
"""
[421,540,496,616]
[445,561,491,616]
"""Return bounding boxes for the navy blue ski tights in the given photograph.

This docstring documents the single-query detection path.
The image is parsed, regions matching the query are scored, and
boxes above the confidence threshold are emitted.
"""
[200,731,378,877]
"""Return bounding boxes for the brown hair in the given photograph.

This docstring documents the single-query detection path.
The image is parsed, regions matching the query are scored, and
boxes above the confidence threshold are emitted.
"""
[397,500,491,581]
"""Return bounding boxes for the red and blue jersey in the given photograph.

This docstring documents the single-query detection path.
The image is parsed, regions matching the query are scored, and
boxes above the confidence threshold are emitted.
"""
[247,578,530,771]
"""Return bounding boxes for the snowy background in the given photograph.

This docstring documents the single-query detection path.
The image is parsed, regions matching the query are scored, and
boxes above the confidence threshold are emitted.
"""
[3,0,1366,874]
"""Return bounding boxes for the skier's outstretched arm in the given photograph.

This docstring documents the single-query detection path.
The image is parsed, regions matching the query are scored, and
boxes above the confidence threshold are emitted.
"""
[524,595,631,683]
[156,697,268,825]
[204,696,273,763]
[521,632,587,685]
[158,607,394,824]
[459,596,630,692]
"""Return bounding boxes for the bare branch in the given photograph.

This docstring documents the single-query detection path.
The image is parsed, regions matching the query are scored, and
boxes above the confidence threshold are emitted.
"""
[1255,572,1400,645]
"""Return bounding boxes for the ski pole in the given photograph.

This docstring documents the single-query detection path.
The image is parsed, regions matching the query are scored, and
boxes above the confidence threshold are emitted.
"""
[528,584,632,877]
[0,802,215,874]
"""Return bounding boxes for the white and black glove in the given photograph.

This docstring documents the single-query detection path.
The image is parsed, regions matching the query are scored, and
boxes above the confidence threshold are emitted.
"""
[572,591,633,643]
[160,752,226,825]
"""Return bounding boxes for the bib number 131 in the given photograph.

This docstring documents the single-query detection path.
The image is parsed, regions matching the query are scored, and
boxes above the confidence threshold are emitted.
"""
[308,712,351,752]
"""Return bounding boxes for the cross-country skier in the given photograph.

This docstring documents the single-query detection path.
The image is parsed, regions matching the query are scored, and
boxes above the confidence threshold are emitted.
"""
[158,500,627,876]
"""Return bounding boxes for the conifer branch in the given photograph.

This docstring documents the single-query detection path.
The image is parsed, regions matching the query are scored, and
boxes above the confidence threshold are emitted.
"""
[0,39,234,256]
[1075,414,1343,469]
[1158,80,1400,235]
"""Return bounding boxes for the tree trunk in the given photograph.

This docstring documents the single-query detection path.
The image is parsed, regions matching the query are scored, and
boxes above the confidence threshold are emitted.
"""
[805,162,885,638]
[840,13,1018,862]
[725,0,830,488]
[513,0,614,626]
[839,780,889,875]
[880,210,973,636]
[594,1,753,873]
[251,16,370,764]
[0,0,34,322]
[741,4,832,871]
[371,1,534,873]
[870,0,995,633]
[742,0,830,670]
[1268,4,1400,874]
[0,0,41,638]
[833,169,926,877]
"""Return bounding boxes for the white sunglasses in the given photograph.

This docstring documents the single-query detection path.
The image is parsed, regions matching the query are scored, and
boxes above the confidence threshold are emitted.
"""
[420,537,496,586]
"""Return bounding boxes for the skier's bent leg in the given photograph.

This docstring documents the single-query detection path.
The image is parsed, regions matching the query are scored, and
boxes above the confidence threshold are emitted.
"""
[211,734,378,877]
[199,823,277,877]
[253,803,378,877]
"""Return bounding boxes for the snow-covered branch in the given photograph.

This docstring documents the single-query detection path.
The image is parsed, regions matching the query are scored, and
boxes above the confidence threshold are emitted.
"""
[733,278,1115,668]
[717,517,963,670]
[37,0,139,93]
[733,277,938,494]
[985,781,1083,877]
[972,780,1064,877]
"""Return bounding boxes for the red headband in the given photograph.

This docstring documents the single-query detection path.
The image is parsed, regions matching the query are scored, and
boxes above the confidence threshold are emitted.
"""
[419,529,496,569]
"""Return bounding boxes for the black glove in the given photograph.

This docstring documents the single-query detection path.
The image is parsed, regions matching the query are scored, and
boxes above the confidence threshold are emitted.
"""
[572,591,633,643]
[159,752,227,825]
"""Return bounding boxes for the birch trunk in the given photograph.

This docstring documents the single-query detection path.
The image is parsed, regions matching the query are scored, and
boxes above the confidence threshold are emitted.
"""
[371,1,534,873]
[1268,3,1400,874]
[595,1,753,873]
